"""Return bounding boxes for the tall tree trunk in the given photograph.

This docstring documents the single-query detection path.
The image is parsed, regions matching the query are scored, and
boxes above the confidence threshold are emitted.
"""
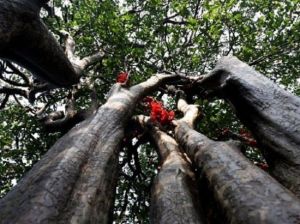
[0,74,177,224]
[199,56,300,197]
[0,0,78,86]
[135,116,205,224]
[174,98,300,224]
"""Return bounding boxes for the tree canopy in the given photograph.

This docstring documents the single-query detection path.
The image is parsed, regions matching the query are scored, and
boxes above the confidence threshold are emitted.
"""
[0,0,300,223]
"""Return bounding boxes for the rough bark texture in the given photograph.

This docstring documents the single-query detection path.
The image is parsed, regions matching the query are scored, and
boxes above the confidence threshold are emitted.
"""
[136,116,204,224]
[0,74,177,224]
[174,100,300,224]
[199,56,300,197]
[0,0,79,86]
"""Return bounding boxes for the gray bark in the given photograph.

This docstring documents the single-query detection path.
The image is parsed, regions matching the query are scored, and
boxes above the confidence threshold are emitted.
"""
[199,56,300,197]
[135,116,204,224]
[174,99,300,224]
[0,0,79,86]
[0,74,177,224]
[61,31,105,75]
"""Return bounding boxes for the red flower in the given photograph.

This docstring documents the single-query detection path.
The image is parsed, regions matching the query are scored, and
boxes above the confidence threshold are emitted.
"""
[247,139,257,147]
[145,97,175,125]
[239,128,257,147]
[160,109,169,125]
[150,101,163,121]
[239,128,252,138]
[168,111,175,120]
[116,72,128,83]
[150,101,163,110]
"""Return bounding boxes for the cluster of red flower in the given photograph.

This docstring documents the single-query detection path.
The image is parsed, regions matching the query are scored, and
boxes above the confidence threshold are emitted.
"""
[239,129,257,147]
[220,127,257,147]
[144,97,175,125]
[116,72,128,83]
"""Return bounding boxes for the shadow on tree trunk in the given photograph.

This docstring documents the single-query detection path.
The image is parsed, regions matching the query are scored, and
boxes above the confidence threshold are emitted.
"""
[198,56,300,197]
[0,74,178,223]
[174,97,300,224]
[0,0,79,86]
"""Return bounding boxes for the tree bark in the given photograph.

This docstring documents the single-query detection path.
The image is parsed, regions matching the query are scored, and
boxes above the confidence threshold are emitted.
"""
[174,98,300,224]
[0,0,79,86]
[0,74,177,224]
[135,116,205,224]
[61,31,105,75]
[199,56,300,197]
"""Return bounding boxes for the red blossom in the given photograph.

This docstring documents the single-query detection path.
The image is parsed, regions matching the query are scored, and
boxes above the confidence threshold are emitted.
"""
[144,97,175,125]
[239,129,252,138]
[247,139,257,147]
[168,111,175,120]
[239,128,257,147]
[116,72,128,83]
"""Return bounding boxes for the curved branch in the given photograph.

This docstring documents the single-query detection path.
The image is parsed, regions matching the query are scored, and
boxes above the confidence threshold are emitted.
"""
[177,98,199,128]
[0,82,50,107]
[5,62,30,86]
[61,31,105,75]
[0,73,181,223]
[0,61,29,87]
[134,115,205,224]
[198,56,300,197]
[174,98,300,224]
[12,95,35,113]
[0,1,79,87]
[249,42,299,66]
[0,94,9,109]
[0,76,28,87]
[0,87,27,98]
[42,110,89,133]
[37,88,95,132]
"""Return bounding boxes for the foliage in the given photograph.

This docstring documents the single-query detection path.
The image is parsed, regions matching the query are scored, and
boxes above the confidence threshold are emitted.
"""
[0,0,300,222]
[0,104,61,196]
[114,143,157,223]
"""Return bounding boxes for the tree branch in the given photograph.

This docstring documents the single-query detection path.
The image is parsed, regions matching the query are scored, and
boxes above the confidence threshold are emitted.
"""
[0,87,28,98]
[0,94,9,109]
[0,1,79,86]
[61,31,105,75]
[174,99,300,224]
[177,97,200,128]
[134,114,205,224]
[38,89,95,132]
[5,62,30,85]
[196,56,300,196]
[0,61,30,87]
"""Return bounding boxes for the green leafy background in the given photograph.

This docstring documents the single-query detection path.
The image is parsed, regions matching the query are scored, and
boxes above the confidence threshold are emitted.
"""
[1,0,299,222]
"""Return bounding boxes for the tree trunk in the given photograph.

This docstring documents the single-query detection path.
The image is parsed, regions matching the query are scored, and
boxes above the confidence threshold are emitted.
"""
[199,56,300,197]
[174,99,300,224]
[0,74,177,223]
[0,0,78,86]
[135,116,205,224]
